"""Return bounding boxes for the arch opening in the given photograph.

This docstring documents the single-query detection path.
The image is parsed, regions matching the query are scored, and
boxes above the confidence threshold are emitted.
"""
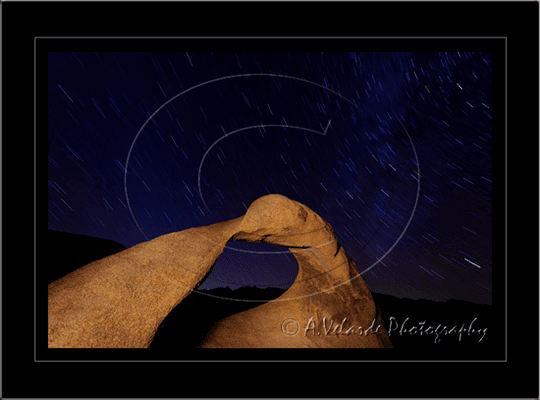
[150,241,299,350]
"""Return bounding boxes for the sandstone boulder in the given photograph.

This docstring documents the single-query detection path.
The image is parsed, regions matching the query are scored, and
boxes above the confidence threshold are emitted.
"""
[48,194,392,348]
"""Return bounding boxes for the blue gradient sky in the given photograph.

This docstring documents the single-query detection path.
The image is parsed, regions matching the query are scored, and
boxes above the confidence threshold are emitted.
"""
[47,51,492,304]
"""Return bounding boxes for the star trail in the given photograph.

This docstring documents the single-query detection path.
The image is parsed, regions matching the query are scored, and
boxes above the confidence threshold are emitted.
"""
[47,51,492,304]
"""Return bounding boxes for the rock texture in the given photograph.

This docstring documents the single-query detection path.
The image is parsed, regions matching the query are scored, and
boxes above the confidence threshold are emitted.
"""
[48,194,393,348]
[199,195,393,348]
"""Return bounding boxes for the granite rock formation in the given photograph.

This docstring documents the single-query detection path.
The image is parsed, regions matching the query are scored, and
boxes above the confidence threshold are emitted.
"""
[48,194,393,348]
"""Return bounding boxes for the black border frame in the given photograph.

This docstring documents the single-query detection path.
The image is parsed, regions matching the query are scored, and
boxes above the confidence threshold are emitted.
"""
[2,1,536,398]
[36,37,505,364]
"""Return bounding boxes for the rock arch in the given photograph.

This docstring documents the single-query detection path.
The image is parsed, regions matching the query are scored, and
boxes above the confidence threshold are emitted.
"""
[48,194,393,348]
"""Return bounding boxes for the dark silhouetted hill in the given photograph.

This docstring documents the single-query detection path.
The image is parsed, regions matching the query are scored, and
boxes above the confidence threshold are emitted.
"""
[44,230,126,286]
[370,292,499,357]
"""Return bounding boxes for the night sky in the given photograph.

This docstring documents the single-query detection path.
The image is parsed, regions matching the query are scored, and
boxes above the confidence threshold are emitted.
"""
[47,51,492,304]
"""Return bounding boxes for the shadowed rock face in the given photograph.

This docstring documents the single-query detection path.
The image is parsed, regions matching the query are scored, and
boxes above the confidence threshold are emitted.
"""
[48,194,393,348]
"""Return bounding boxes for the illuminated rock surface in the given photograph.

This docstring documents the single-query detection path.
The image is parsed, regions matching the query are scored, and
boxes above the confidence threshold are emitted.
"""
[48,194,392,348]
